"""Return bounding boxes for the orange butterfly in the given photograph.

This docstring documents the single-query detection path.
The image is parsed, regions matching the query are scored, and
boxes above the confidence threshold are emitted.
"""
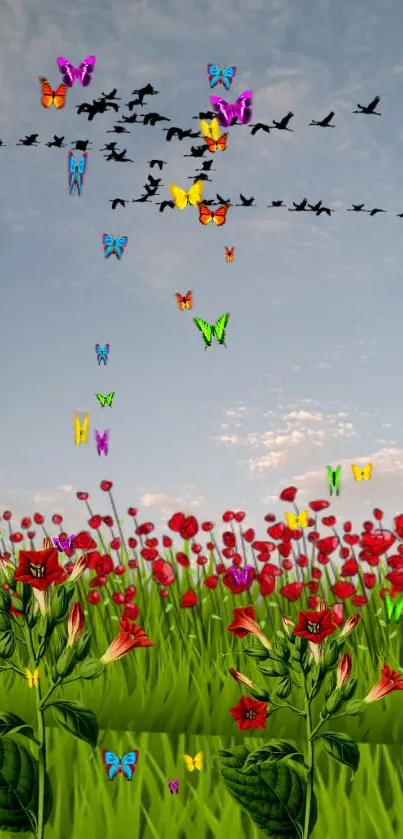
[225,247,235,262]
[38,76,67,109]
[204,133,228,153]
[198,204,228,227]
[175,291,193,311]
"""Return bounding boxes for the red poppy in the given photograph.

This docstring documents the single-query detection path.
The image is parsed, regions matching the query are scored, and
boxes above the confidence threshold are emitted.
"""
[83,550,100,570]
[332,581,356,599]
[316,536,339,555]
[204,575,219,589]
[153,559,175,586]
[102,515,114,528]
[267,523,286,540]
[293,609,337,644]
[88,515,102,530]
[331,603,344,626]
[201,521,214,531]
[175,552,190,567]
[20,517,32,529]
[191,543,202,554]
[259,575,276,596]
[74,531,97,551]
[52,514,63,526]
[242,528,255,543]
[162,535,172,548]
[279,487,298,503]
[341,558,359,576]
[33,513,45,525]
[27,531,36,540]
[222,510,235,522]
[110,538,121,551]
[229,695,268,731]
[123,603,139,621]
[308,596,320,609]
[14,549,65,591]
[168,512,185,532]
[87,591,101,605]
[145,537,159,548]
[136,522,155,536]
[159,588,169,598]
[385,571,403,591]
[128,537,138,549]
[76,492,89,501]
[297,554,309,568]
[178,516,198,540]
[96,554,113,575]
[222,547,235,559]
[264,513,276,523]
[311,567,322,580]
[278,542,292,558]
[260,562,282,577]
[307,581,319,593]
[112,592,125,605]
[309,499,330,512]
[343,520,352,532]
[343,534,359,546]
[282,559,293,571]
[127,507,138,517]
[100,480,113,492]
[322,515,336,527]
[216,563,226,574]
[363,572,377,589]
[222,567,255,594]
[234,511,245,522]
[10,532,23,544]
[180,589,198,608]
[280,582,304,602]
[387,555,403,569]
[140,547,158,562]
[2,511,12,521]
[394,515,403,540]
[360,529,395,556]
[128,558,138,569]
[114,564,125,576]
[352,595,367,607]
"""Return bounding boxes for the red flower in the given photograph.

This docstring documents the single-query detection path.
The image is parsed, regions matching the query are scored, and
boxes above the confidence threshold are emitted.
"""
[88,515,102,530]
[279,487,298,503]
[179,516,199,540]
[373,507,384,521]
[52,514,63,525]
[264,513,276,523]
[360,529,395,555]
[153,559,175,587]
[168,512,185,532]
[234,511,245,522]
[222,510,235,522]
[87,591,101,605]
[343,521,352,532]
[110,538,121,551]
[20,517,32,529]
[394,514,403,540]
[197,555,208,565]
[222,566,255,594]
[10,532,23,544]
[331,604,344,626]
[309,499,330,512]
[316,536,339,555]
[267,523,286,540]
[114,564,125,576]
[385,571,403,591]
[162,535,172,548]
[100,480,113,492]
[27,531,36,540]
[387,555,403,569]
[100,616,153,663]
[343,534,359,546]
[278,542,292,558]
[14,549,65,591]
[136,522,155,536]
[191,543,202,554]
[76,492,89,501]
[2,511,12,521]
[364,663,403,703]
[33,513,44,525]
[242,528,255,543]
[180,589,198,608]
[332,581,356,599]
[112,592,125,604]
[352,595,367,607]
[123,603,139,621]
[201,521,214,531]
[260,562,281,577]
[103,516,114,528]
[204,575,218,589]
[322,515,336,527]
[140,547,158,562]
[363,573,377,589]
[229,695,268,731]
[74,532,97,551]
[259,575,276,597]
[341,558,359,576]
[127,507,138,517]
[297,554,309,568]
[175,551,190,567]
[293,609,337,644]
[223,531,236,549]
[280,582,304,602]
[128,537,138,549]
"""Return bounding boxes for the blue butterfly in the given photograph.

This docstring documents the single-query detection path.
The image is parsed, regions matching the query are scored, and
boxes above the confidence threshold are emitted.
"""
[102,233,128,259]
[95,343,110,365]
[68,151,87,195]
[102,749,139,781]
[207,64,237,90]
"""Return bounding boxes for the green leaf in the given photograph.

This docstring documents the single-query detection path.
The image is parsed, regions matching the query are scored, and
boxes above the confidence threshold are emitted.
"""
[0,613,11,633]
[0,736,52,832]
[357,645,368,651]
[0,713,37,744]
[267,602,279,609]
[211,615,222,621]
[103,598,111,606]
[244,646,271,662]
[276,630,285,639]
[165,604,173,613]
[259,620,266,628]
[249,741,306,767]
[50,585,74,623]
[318,732,360,772]
[217,744,317,838]
[55,646,77,679]
[79,659,104,680]
[188,634,197,639]
[276,676,292,699]
[389,630,398,640]
[45,700,99,748]
[111,615,119,622]
[0,632,15,660]
[0,590,11,612]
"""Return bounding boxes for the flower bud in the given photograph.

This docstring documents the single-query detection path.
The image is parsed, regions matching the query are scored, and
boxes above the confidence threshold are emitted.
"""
[67,602,85,647]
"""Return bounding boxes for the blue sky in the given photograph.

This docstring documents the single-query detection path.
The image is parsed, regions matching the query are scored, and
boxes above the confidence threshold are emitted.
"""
[1,0,403,540]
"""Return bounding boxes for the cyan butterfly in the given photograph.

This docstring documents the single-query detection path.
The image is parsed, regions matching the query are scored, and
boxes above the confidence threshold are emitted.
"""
[102,749,139,781]
[68,151,87,195]
[95,344,110,365]
[207,64,237,90]
[102,233,128,259]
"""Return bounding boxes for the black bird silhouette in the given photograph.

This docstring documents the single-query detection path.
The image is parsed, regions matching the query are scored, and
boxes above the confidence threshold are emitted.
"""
[268,200,284,208]
[0,139,6,147]
[164,126,198,141]
[157,200,175,212]
[309,111,336,127]
[46,135,66,148]
[106,125,130,134]
[109,198,129,209]
[250,123,271,135]
[100,141,119,152]
[188,173,211,182]
[347,203,366,212]
[316,206,333,216]
[130,83,159,103]
[216,193,231,205]
[366,207,386,216]
[72,140,92,151]
[17,134,40,146]
[353,96,381,115]
[192,110,215,120]
[308,201,323,212]
[101,88,120,100]
[143,184,159,196]
[236,194,255,207]
[183,145,207,158]
[77,98,119,120]
[104,148,133,162]
[132,194,152,203]
[396,213,403,218]
[289,198,308,212]
[272,112,294,131]
[147,174,161,188]
[142,112,171,126]
[196,160,214,172]
[118,113,141,124]
[148,159,167,170]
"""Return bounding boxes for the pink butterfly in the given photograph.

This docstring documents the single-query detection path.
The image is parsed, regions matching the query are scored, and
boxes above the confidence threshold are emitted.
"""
[210,89,253,127]
[56,55,96,87]
[94,429,109,456]
[167,778,179,794]
[228,565,254,587]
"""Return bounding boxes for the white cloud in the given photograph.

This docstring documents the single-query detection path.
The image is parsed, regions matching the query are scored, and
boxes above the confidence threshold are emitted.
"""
[140,487,204,514]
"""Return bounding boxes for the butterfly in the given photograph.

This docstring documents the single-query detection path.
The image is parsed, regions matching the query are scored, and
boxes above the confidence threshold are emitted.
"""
[102,234,128,259]
[198,204,228,226]
[68,152,87,196]
[38,76,67,109]
[95,344,110,365]
[167,778,179,794]
[102,749,139,781]
[193,313,230,350]
[25,668,39,688]
[327,465,341,496]
[95,429,109,456]
[228,565,254,587]
[210,89,253,127]
[168,180,203,210]
[351,463,373,482]
[56,55,96,87]
[207,64,237,90]
[225,246,235,262]
[183,752,203,772]
[53,535,75,552]
[95,392,115,408]
[175,291,193,311]
[74,412,89,445]
[284,511,309,530]
[384,592,403,623]
[199,117,228,153]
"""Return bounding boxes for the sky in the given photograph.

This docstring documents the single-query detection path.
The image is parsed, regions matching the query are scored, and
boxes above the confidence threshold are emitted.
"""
[1,0,403,541]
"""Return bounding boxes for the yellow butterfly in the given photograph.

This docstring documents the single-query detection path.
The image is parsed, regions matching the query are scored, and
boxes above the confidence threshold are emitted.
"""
[284,511,309,530]
[168,179,203,210]
[183,751,203,772]
[351,463,373,481]
[74,412,89,446]
[199,117,221,140]
[25,667,39,688]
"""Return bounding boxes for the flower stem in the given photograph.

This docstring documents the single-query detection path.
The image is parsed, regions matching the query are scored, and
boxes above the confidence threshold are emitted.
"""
[26,627,47,839]
[302,670,314,839]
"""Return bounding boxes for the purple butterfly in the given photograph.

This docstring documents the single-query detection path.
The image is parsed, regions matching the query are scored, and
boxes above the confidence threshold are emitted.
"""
[56,55,96,87]
[228,565,254,587]
[94,429,109,456]
[167,778,179,794]
[210,89,253,127]
[53,535,75,553]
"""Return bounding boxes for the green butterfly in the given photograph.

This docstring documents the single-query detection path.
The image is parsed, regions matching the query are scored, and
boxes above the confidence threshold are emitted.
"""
[384,592,403,623]
[95,391,115,407]
[327,465,341,496]
[193,313,230,350]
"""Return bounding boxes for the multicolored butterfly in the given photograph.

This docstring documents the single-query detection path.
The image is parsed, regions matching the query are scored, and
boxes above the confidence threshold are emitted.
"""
[207,64,237,90]
[102,234,128,259]
[68,152,87,195]
[53,535,75,552]
[199,117,228,153]
[95,392,115,408]
[193,313,230,350]
[228,565,254,587]
[38,76,67,109]
[225,246,235,262]
[56,55,96,87]
[25,668,39,688]
[351,463,373,482]
[327,465,341,496]
[169,180,203,210]
[95,344,110,365]
[102,750,139,781]
[95,429,109,456]
[210,89,253,127]
[167,778,179,794]
[74,413,89,445]
[183,752,203,772]
[284,511,309,530]
[175,291,193,311]
[198,204,228,226]
[384,592,403,623]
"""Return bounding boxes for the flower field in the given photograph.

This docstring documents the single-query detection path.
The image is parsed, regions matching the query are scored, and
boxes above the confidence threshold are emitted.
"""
[0,481,402,838]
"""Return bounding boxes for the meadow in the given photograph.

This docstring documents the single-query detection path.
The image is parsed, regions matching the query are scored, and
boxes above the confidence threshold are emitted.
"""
[0,481,402,838]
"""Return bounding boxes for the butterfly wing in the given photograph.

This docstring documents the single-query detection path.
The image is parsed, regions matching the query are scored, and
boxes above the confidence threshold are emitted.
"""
[188,179,203,206]
[233,89,253,124]
[121,750,139,780]
[395,598,403,621]
[225,247,234,262]
[38,77,55,109]
[105,392,115,407]
[193,318,213,349]
[53,82,67,109]
[175,293,186,311]
[78,153,87,174]
[207,64,222,88]
[184,291,193,310]
[56,57,76,87]
[363,463,373,480]
[204,137,218,153]
[183,754,195,772]
[216,133,228,151]
[198,204,213,225]
[77,55,96,86]
[385,593,394,621]
[33,668,39,687]
[25,668,34,687]
[102,750,121,781]
[102,233,115,257]
[221,66,237,90]
[210,95,233,127]
[95,393,107,407]
[212,205,228,226]
[298,511,309,528]
[351,464,361,481]
[169,184,189,210]
[194,751,203,770]
[213,313,230,345]
[199,119,212,138]
[74,413,89,445]
[114,235,128,259]
[284,513,296,529]
[209,118,221,140]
